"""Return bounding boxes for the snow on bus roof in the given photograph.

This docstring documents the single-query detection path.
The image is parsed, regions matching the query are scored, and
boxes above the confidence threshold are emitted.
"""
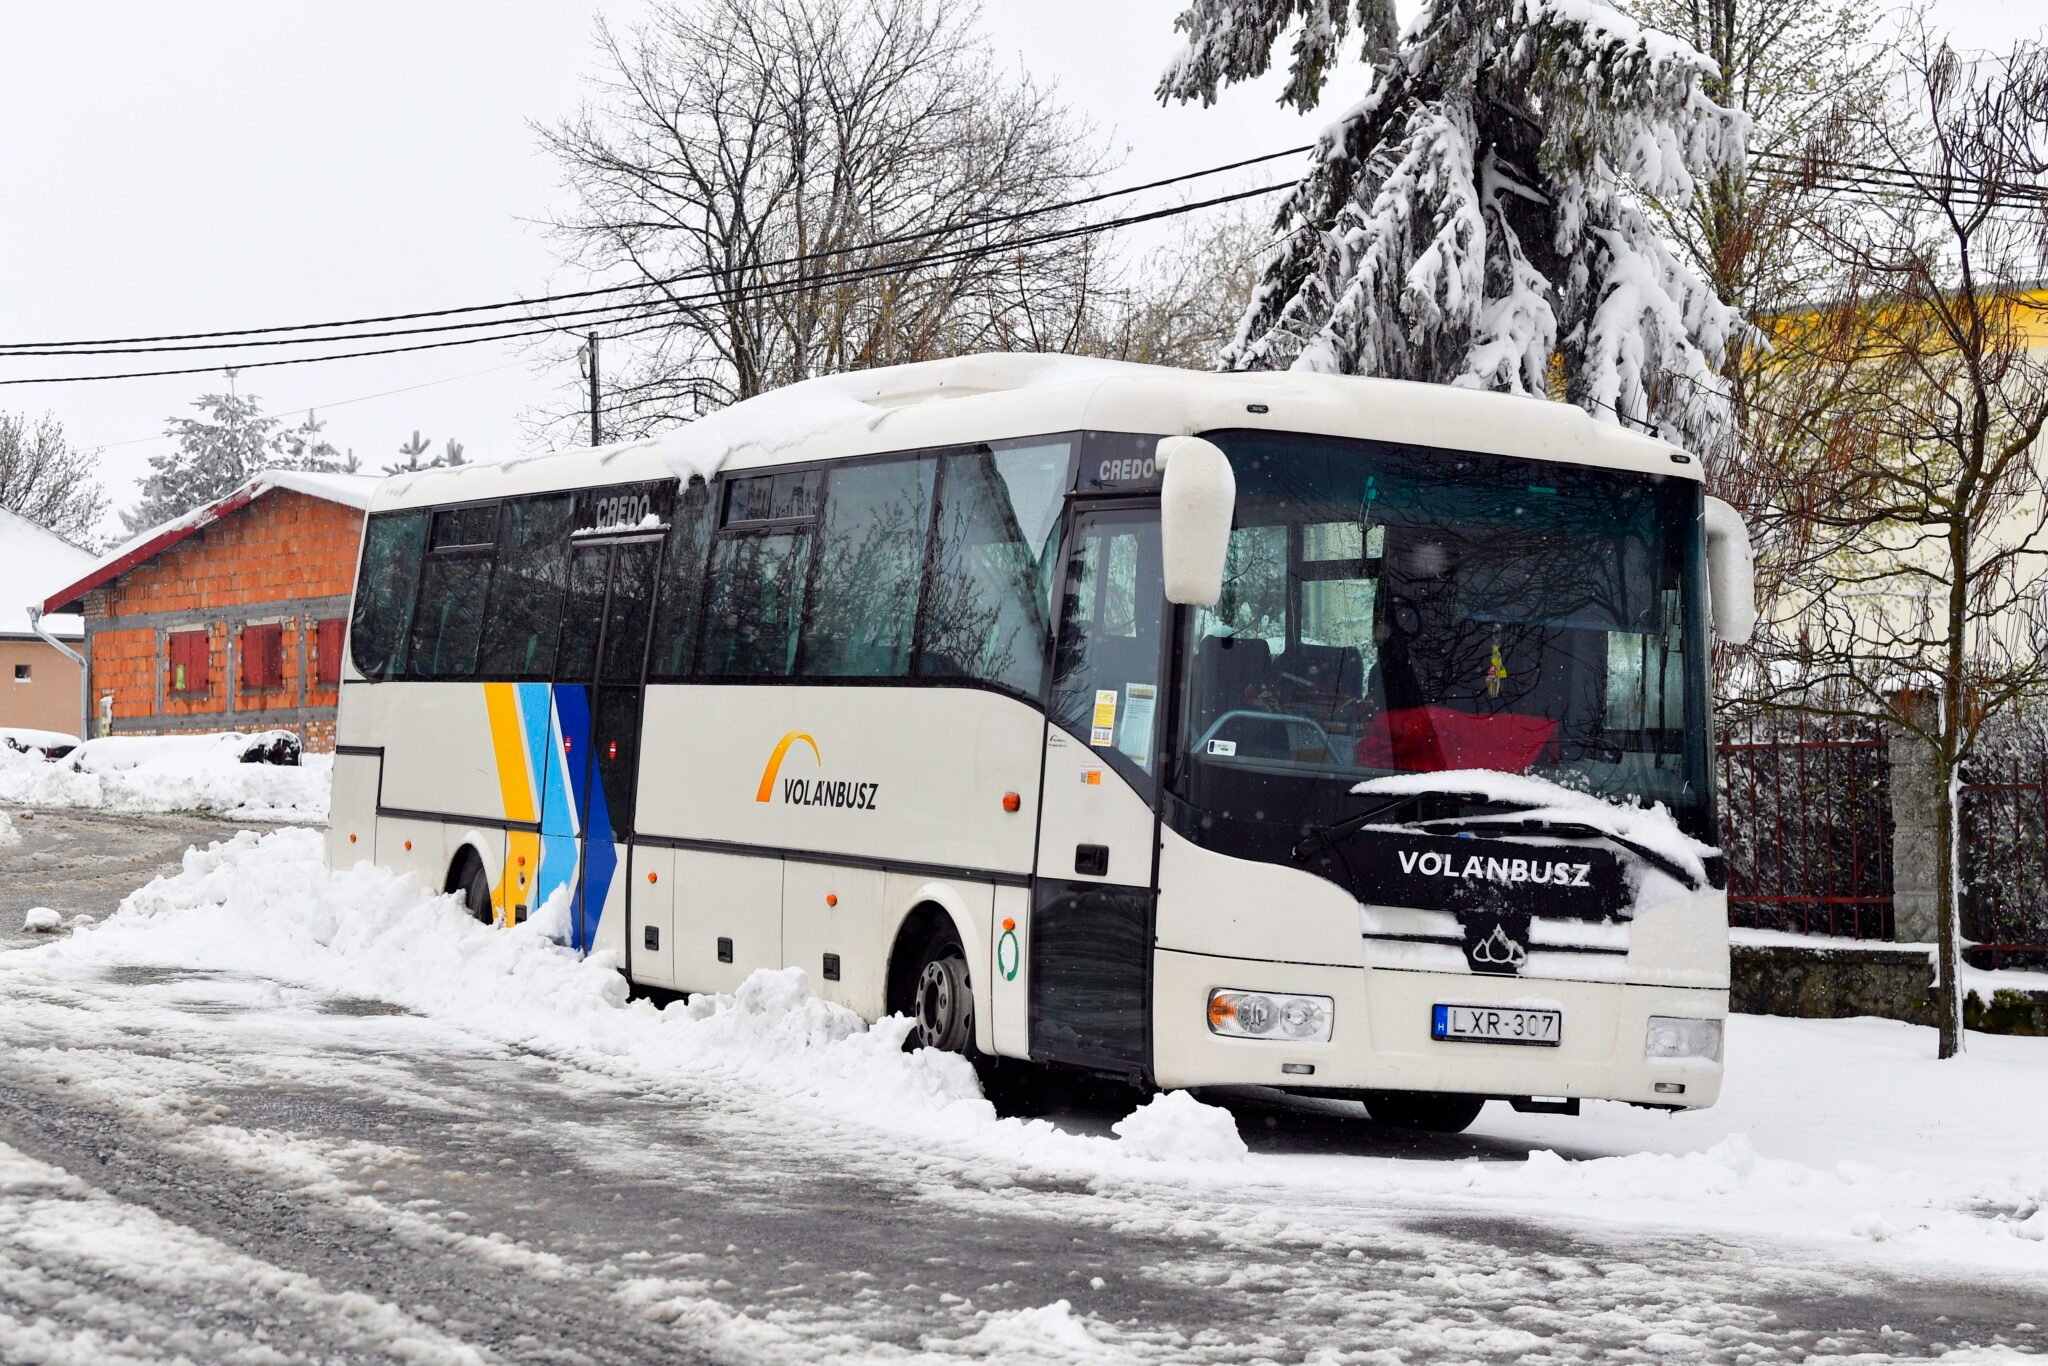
[370,353,1696,513]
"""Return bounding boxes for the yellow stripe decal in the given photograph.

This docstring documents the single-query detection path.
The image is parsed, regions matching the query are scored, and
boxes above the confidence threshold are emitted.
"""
[485,683,539,926]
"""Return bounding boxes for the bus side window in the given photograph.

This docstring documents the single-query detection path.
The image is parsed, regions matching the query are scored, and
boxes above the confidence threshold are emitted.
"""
[406,504,499,680]
[700,530,812,677]
[477,494,575,679]
[648,479,714,679]
[350,510,429,680]
[916,441,1069,696]
[799,456,935,678]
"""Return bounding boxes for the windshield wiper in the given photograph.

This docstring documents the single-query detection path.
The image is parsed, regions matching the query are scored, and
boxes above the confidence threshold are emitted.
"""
[1291,791,1538,862]
[1418,816,1704,891]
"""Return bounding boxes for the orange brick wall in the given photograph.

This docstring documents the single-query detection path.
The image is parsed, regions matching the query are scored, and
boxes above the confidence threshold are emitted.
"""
[82,490,364,753]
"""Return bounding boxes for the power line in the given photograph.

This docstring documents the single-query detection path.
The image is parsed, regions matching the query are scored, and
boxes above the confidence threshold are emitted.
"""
[90,357,535,451]
[0,182,1291,387]
[0,145,1313,354]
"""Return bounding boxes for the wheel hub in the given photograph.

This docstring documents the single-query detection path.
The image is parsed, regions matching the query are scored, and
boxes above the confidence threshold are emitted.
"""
[914,956,971,1052]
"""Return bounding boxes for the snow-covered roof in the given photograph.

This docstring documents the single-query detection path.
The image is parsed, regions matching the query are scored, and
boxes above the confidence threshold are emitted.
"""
[41,468,382,617]
[367,354,1700,515]
[0,505,96,639]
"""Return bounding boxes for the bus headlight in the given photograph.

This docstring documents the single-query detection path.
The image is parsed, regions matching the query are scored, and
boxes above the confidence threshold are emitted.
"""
[1208,990,1333,1042]
[1645,1016,1722,1061]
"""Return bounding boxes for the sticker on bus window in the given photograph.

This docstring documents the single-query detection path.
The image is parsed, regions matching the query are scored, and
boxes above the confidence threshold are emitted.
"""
[1119,683,1157,766]
[1090,689,1117,747]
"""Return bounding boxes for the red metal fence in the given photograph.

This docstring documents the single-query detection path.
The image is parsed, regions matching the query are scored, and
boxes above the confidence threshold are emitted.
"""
[1717,724,1894,939]
[1959,754,2048,969]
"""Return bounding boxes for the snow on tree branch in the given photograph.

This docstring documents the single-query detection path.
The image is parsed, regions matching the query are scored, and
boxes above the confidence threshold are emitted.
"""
[1160,0,1749,463]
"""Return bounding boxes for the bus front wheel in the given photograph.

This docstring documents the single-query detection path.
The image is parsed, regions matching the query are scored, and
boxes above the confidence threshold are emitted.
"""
[1361,1090,1485,1135]
[910,935,975,1055]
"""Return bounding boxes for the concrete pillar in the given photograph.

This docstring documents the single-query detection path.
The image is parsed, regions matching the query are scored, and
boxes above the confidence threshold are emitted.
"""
[1889,726,1941,945]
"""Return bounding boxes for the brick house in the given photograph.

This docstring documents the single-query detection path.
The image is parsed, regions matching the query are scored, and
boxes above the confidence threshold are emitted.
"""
[40,470,378,752]
[1,505,96,739]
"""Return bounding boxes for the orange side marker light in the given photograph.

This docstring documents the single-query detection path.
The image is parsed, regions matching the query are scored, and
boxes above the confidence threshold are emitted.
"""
[1002,918,1016,932]
[825,893,838,907]
[403,839,412,851]
[1001,791,1021,812]
[348,833,357,844]
[647,871,658,884]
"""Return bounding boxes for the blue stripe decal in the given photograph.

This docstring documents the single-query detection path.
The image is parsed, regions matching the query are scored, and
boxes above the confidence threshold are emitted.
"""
[553,684,614,953]
[530,683,578,924]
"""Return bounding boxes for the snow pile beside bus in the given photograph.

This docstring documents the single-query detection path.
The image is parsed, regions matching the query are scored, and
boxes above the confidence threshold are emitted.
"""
[65,829,997,1137]
[0,731,330,822]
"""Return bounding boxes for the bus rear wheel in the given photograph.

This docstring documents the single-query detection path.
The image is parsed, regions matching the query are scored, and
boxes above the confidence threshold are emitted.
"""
[1361,1090,1486,1135]
[448,852,494,926]
[910,935,975,1054]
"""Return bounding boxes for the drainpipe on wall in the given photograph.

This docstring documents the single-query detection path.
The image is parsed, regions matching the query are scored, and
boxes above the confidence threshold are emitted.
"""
[26,606,88,742]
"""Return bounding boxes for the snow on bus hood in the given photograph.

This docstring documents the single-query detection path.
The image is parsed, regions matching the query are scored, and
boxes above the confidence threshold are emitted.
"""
[1348,769,1718,896]
[636,354,1140,484]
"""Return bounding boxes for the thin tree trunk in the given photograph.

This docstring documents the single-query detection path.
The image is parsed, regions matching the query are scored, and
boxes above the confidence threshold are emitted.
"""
[1932,753,1966,1058]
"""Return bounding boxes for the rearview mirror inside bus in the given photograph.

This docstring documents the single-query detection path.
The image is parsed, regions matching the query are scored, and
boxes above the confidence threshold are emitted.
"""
[1158,435,1236,607]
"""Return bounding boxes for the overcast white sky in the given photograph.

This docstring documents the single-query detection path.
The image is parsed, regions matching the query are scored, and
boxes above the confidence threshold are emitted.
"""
[0,1,2035,539]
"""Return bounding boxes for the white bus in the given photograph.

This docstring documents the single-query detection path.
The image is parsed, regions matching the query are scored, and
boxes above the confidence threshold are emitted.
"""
[327,354,1753,1132]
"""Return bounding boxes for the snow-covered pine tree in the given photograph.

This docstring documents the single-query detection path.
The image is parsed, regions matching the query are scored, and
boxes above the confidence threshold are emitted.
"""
[1158,0,1748,461]
[276,410,346,473]
[384,430,433,476]
[440,439,466,468]
[125,386,284,532]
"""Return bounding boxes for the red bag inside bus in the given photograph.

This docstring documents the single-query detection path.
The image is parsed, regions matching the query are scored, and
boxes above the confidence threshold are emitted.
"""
[1353,704,1559,773]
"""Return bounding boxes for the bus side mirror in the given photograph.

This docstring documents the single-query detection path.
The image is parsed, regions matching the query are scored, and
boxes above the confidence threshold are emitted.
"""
[1158,435,1235,607]
[1703,495,1756,646]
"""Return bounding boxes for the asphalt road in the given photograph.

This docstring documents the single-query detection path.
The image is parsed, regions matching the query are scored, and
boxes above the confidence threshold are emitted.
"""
[0,810,2042,1364]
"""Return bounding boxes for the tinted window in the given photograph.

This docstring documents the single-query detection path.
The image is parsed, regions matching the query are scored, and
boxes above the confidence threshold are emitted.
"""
[724,469,821,523]
[649,480,715,678]
[799,457,935,678]
[431,503,498,549]
[601,542,660,682]
[478,495,574,678]
[700,531,812,676]
[408,555,491,678]
[917,441,1069,696]
[350,511,428,679]
[1052,512,1164,781]
[557,547,609,680]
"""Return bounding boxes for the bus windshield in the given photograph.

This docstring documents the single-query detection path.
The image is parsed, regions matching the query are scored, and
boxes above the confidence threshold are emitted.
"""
[1172,430,1713,850]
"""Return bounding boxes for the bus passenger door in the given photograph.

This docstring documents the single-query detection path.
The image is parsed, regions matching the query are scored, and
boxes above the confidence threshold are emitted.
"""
[1030,503,1165,1079]
[557,538,661,957]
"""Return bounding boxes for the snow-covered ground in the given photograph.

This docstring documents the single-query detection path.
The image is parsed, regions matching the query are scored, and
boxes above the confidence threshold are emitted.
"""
[27,827,2048,1279]
[0,733,329,822]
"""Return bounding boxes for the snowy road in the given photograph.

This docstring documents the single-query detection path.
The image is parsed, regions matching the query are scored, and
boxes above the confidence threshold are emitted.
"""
[0,817,2043,1363]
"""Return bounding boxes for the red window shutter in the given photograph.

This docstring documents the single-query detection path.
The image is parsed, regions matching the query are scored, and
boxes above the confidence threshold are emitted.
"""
[315,618,344,687]
[242,624,283,690]
[169,629,210,694]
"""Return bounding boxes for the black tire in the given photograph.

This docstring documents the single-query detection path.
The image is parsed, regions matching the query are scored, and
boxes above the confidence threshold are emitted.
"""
[1361,1089,1487,1135]
[451,853,494,925]
[908,932,976,1055]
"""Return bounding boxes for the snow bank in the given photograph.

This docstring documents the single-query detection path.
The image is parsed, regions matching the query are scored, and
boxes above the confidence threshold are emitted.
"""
[0,732,329,822]
[28,828,2048,1274]
[1111,1090,1248,1164]
[21,908,61,933]
[0,810,15,848]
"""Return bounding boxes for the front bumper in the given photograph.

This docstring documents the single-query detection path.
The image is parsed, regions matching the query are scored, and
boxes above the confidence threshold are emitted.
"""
[1150,947,1725,1108]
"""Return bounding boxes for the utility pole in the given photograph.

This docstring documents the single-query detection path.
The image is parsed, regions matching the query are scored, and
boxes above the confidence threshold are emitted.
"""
[585,332,602,448]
